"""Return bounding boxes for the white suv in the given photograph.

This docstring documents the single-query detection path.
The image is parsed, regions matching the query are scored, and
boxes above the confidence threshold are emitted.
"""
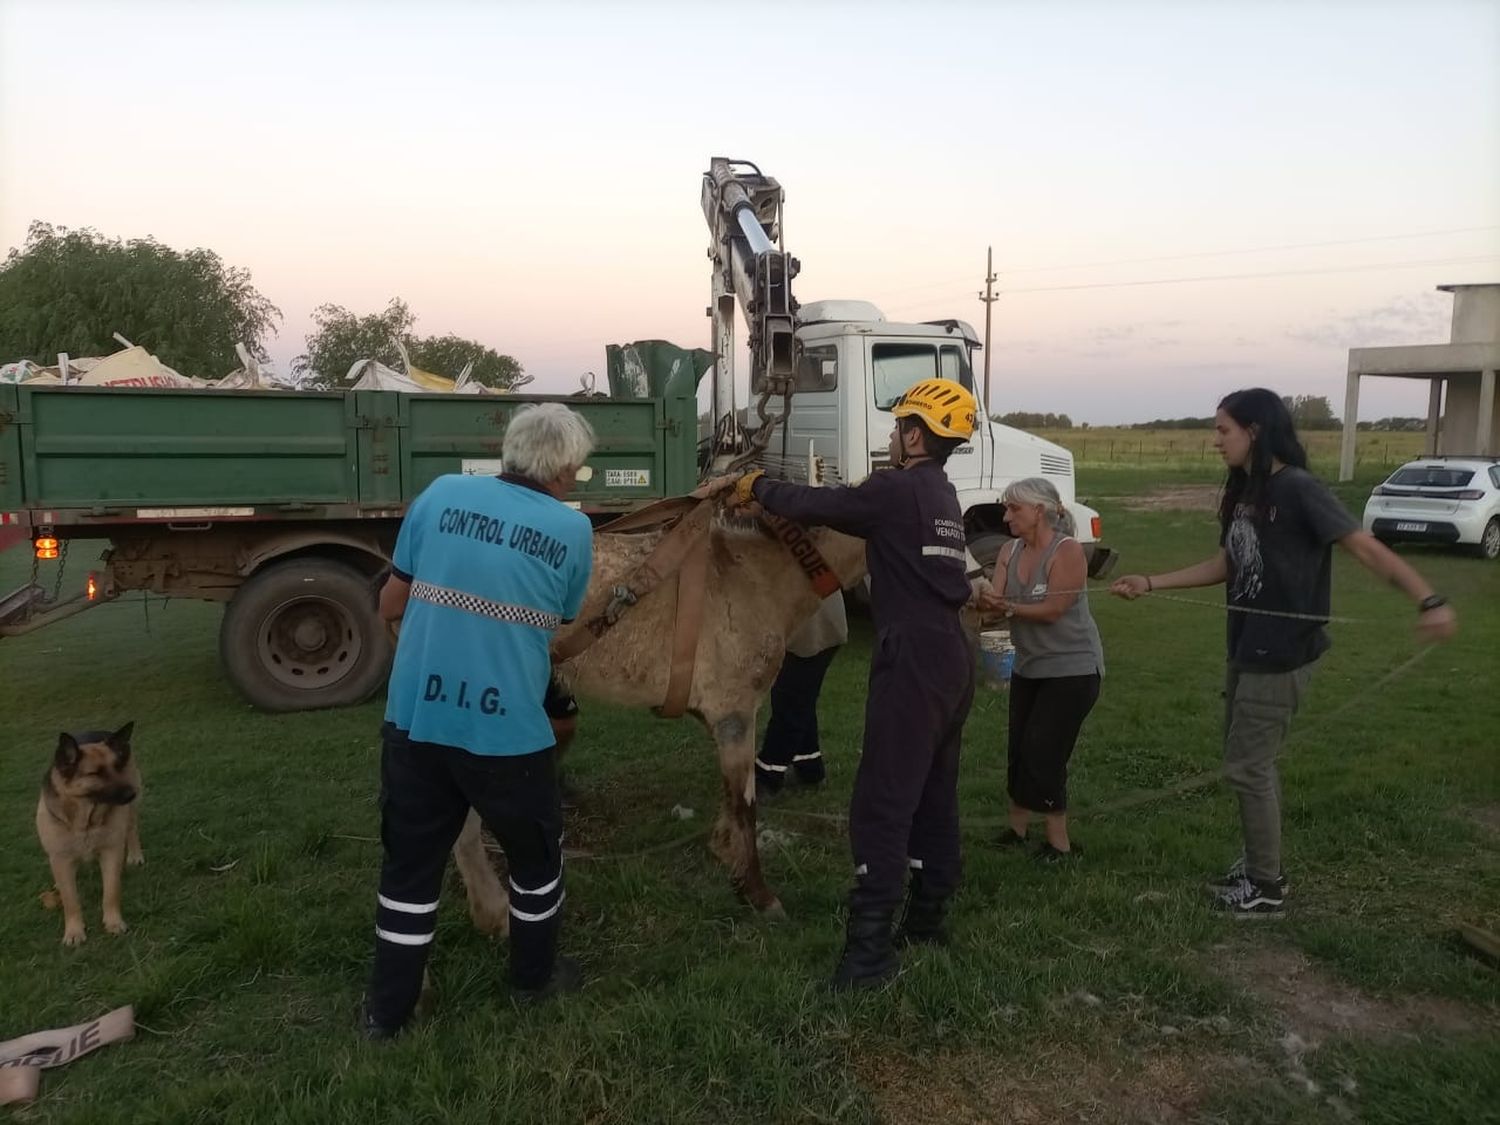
[1363,457,1500,560]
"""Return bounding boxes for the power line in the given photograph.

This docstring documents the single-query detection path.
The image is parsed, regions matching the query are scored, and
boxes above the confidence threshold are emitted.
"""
[883,253,1500,315]
[871,224,1500,300]
[997,225,1500,275]
[1000,253,1500,295]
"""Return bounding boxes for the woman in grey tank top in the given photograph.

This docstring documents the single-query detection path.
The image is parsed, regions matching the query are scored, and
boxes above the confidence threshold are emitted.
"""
[977,477,1104,860]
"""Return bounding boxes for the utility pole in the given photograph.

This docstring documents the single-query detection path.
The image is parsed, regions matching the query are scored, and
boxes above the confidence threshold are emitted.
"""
[979,246,998,417]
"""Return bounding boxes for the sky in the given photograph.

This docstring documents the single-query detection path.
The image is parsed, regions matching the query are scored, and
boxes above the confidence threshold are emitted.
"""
[2,0,1497,424]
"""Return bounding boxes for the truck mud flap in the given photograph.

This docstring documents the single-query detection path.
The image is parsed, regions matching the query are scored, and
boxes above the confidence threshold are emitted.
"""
[1085,546,1119,580]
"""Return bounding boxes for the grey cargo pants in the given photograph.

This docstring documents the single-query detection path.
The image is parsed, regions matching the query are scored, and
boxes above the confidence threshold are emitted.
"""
[1222,662,1316,885]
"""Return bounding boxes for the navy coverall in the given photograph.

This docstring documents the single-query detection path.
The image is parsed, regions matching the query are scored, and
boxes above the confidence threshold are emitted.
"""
[752,462,975,913]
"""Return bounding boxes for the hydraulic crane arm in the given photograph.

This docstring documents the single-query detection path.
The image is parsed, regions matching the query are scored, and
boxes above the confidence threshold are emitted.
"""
[702,158,801,466]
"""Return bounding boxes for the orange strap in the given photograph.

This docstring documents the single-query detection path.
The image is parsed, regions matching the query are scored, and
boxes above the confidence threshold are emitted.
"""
[551,499,714,664]
[758,511,844,599]
[656,531,710,718]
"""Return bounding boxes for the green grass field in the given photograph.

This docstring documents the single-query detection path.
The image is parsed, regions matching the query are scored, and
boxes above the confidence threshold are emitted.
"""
[1034,428,1427,480]
[1,467,1496,1124]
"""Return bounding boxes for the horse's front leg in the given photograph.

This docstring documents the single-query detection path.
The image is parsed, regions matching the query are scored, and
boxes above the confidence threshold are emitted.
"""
[706,705,783,917]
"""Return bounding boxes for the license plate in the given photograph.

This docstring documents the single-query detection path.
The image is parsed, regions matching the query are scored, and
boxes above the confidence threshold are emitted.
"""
[1396,521,1427,532]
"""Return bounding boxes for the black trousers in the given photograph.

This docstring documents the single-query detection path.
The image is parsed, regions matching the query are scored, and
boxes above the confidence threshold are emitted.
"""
[849,624,974,914]
[366,728,563,1027]
[756,645,840,788]
[1007,672,1101,813]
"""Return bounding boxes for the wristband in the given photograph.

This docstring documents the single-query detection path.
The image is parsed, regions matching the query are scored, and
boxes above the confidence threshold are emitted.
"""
[1418,594,1447,613]
[1146,576,1154,592]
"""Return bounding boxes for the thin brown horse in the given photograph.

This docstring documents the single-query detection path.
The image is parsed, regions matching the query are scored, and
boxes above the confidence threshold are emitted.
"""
[451,504,867,931]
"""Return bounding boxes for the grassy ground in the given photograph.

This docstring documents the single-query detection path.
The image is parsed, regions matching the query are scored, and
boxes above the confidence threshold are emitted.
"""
[1,467,1497,1124]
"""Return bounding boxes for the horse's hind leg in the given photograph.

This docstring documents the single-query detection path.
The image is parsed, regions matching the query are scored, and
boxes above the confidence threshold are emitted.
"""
[453,809,510,936]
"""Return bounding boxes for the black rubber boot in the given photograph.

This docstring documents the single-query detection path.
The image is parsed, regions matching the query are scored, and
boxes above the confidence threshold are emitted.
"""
[358,997,403,1041]
[895,871,950,947]
[508,910,564,994]
[512,956,583,1004]
[830,908,899,991]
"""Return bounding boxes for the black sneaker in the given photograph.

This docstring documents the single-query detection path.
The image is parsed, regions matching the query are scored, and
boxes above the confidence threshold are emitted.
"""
[993,828,1029,849]
[1033,842,1082,864]
[512,956,583,1005]
[1211,875,1285,918]
[1207,855,1289,894]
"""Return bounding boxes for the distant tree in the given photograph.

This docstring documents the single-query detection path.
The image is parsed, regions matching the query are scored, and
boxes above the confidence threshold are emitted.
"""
[1368,416,1425,432]
[293,298,524,390]
[995,410,1071,430]
[1129,416,1214,430]
[1281,394,1340,430]
[0,221,280,376]
[410,333,524,389]
[292,299,416,387]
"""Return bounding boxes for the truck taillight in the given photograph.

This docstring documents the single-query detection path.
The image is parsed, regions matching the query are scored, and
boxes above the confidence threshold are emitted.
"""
[1090,516,1102,539]
[87,573,98,600]
[34,536,59,560]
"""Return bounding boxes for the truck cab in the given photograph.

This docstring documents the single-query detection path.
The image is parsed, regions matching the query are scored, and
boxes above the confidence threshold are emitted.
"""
[778,300,1114,577]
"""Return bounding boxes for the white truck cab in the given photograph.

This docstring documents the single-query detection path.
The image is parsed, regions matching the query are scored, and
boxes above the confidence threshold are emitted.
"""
[779,300,1114,577]
[700,158,1114,578]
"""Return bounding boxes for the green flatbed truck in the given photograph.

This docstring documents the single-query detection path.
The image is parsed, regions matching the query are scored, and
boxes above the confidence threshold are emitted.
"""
[0,355,702,712]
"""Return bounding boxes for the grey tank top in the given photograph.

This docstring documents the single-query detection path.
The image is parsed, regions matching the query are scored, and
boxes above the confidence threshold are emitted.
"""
[1002,534,1105,679]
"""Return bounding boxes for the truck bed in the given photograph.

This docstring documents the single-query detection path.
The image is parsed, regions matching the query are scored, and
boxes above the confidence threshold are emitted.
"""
[0,385,696,530]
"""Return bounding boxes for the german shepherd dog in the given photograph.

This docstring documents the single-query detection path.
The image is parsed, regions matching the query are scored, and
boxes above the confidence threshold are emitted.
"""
[35,722,143,946]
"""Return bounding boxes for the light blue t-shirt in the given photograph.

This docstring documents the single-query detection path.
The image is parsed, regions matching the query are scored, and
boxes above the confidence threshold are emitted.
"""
[385,473,593,756]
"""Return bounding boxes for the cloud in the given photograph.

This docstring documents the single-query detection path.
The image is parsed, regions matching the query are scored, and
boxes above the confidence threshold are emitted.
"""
[1286,292,1450,350]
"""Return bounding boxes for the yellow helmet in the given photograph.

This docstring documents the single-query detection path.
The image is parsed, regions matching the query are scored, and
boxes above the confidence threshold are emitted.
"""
[892,378,978,440]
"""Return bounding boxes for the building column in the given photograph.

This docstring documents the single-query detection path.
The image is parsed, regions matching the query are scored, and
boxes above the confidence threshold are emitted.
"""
[1425,377,1443,456]
[1478,369,1496,456]
[1339,363,1361,481]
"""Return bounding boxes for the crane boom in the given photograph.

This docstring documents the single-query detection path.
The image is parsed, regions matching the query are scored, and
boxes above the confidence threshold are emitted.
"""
[702,157,801,466]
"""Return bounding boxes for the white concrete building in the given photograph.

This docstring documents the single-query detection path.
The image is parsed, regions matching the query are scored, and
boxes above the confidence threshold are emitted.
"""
[1340,283,1500,480]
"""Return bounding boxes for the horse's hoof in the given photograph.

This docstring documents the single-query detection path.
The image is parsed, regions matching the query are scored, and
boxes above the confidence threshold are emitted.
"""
[758,897,787,921]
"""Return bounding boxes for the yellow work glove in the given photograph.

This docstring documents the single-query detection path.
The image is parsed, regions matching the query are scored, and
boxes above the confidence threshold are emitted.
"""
[732,469,765,507]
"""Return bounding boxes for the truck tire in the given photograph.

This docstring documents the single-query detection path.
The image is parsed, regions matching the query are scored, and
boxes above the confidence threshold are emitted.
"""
[966,531,1013,580]
[221,557,392,712]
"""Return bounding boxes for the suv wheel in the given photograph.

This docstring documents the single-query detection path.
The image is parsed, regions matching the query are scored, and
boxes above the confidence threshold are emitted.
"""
[1477,517,1500,561]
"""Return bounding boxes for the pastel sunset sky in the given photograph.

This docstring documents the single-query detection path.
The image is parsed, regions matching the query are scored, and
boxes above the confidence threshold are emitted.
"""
[2,0,1496,422]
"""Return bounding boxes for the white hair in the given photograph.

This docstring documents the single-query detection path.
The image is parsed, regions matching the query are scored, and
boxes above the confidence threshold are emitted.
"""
[502,403,596,483]
[1002,476,1075,536]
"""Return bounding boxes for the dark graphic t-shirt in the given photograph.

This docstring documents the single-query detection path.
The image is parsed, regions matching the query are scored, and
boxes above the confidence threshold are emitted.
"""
[1218,466,1360,671]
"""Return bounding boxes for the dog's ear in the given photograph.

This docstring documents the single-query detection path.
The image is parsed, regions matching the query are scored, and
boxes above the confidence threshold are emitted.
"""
[107,722,134,762]
[55,733,82,776]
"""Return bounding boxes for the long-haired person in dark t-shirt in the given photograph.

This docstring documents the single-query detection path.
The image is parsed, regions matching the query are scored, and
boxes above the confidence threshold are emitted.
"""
[1111,388,1457,918]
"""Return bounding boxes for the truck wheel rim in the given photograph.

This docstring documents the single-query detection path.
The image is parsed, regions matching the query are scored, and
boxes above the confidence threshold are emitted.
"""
[257,595,364,691]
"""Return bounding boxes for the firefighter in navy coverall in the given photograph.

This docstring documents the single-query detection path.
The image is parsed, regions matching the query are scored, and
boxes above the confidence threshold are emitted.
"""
[730,378,979,990]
